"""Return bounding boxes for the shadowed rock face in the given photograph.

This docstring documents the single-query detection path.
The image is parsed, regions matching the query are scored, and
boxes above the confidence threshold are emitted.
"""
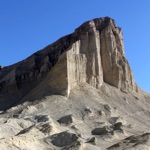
[0,17,137,110]
[49,131,78,147]
[107,133,150,150]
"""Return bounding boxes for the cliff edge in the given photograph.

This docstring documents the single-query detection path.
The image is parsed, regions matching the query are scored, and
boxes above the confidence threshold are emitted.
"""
[0,17,137,110]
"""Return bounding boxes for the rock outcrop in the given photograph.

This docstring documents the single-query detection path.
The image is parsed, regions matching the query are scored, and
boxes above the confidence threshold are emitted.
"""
[0,17,137,110]
[107,133,150,150]
[100,19,136,92]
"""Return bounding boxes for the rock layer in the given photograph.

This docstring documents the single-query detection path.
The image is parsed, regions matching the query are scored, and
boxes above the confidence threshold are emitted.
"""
[100,19,136,92]
[0,17,137,110]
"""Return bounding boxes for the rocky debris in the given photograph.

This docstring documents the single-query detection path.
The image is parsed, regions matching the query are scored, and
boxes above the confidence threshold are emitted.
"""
[34,115,50,123]
[102,104,112,116]
[104,104,111,112]
[0,82,149,150]
[81,107,93,120]
[57,115,73,125]
[17,115,54,135]
[0,17,149,150]
[84,136,96,143]
[107,133,150,150]
[113,122,123,131]
[84,107,92,113]
[0,118,34,139]
[92,122,124,136]
[97,110,105,117]
[45,131,79,147]
[0,17,137,111]
[103,104,111,114]
[16,125,34,135]
[108,117,119,125]
[91,126,113,135]
[24,115,51,124]
[36,122,52,135]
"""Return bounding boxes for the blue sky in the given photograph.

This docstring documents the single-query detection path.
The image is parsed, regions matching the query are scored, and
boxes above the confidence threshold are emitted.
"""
[0,0,150,93]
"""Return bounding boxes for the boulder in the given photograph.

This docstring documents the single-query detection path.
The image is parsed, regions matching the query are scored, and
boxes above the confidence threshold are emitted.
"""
[113,122,123,131]
[34,115,50,123]
[57,115,73,125]
[92,126,112,135]
[49,131,78,147]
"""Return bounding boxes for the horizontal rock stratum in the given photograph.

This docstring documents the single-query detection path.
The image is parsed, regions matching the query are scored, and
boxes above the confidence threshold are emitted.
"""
[0,17,137,110]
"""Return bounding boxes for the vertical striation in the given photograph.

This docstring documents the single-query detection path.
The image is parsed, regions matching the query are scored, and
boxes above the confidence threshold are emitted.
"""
[0,17,137,110]
[99,18,137,92]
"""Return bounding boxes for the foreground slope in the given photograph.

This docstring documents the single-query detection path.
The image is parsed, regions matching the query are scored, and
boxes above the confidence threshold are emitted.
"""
[0,17,150,150]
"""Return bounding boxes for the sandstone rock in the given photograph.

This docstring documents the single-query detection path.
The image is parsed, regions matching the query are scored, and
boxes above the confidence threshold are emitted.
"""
[100,19,137,92]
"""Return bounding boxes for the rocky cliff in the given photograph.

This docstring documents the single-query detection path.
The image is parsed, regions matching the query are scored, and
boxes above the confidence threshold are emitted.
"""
[0,17,150,150]
[0,17,137,110]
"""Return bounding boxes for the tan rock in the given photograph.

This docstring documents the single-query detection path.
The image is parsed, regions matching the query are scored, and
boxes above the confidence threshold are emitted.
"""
[0,17,137,111]
[100,18,137,92]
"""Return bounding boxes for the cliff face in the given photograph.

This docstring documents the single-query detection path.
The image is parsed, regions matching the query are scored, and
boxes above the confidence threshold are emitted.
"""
[99,19,136,92]
[0,17,150,150]
[0,17,137,110]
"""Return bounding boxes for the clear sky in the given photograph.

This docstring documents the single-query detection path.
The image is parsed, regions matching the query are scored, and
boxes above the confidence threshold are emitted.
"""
[0,1,150,93]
